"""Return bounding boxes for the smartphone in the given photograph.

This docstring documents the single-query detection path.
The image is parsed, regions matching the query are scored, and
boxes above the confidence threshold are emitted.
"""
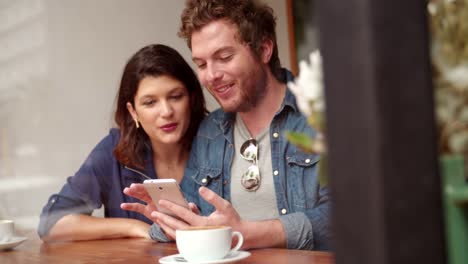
[143,179,190,217]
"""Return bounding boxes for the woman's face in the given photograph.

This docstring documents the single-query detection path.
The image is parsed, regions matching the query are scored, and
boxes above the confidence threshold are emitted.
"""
[127,75,191,148]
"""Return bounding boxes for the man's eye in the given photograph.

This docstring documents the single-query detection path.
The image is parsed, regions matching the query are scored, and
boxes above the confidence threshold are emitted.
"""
[197,63,206,69]
[220,55,233,61]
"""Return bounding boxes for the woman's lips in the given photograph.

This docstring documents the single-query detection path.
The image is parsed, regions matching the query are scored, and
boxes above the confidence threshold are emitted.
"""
[160,123,177,132]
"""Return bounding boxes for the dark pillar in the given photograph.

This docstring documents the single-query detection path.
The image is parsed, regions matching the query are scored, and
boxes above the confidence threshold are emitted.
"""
[316,0,446,263]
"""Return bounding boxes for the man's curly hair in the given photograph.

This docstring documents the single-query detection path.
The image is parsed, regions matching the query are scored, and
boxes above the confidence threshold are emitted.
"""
[179,0,284,81]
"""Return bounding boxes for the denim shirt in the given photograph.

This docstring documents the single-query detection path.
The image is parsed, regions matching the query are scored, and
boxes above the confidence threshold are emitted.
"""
[177,70,331,250]
[38,129,157,238]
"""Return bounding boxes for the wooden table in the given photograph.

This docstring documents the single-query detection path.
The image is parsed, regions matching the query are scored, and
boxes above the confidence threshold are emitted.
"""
[0,232,334,264]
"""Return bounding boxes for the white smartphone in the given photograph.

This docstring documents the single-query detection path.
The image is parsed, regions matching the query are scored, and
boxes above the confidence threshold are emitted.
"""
[143,179,190,217]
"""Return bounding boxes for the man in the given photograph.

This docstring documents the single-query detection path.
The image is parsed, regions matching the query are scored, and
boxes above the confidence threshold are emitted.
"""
[122,0,330,250]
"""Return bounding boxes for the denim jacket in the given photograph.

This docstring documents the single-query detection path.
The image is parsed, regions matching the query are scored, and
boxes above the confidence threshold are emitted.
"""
[38,129,157,238]
[176,70,331,250]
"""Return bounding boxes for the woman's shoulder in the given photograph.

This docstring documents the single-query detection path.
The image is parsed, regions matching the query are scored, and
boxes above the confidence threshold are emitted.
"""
[83,128,122,162]
[94,128,121,149]
[78,128,122,172]
[108,128,121,142]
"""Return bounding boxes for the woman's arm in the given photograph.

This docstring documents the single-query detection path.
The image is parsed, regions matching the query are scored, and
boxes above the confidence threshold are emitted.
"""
[39,130,150,242]
[43,214,151,242]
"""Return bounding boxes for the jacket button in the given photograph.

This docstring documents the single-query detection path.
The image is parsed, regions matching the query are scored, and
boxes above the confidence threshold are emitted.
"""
[281,208,287,214]
[273,132,279,138]
[305,158,311,163]
[273,170,279,176]
[201,178,207,184]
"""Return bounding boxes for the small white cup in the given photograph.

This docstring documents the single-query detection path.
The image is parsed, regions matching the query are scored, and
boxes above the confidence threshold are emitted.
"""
[0,220,14,243]
[176,226,243,262]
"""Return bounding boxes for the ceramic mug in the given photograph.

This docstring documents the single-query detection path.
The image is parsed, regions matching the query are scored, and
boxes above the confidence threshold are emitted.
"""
[0,220,14,243]
[176,226,243,262]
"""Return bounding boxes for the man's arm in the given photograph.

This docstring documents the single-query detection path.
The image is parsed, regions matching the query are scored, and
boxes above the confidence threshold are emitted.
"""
[275,183,330,250]
[129,183,329,250]
[151,187,288,249]
[239,218,286,249]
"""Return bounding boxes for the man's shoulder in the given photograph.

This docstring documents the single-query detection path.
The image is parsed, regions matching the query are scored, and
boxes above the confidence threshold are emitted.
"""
[199,108,226,128]
[196,108,231,138]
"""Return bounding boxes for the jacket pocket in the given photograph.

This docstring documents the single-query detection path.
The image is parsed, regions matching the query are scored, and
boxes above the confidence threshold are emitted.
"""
[191,167,222,187]
[286,151,320,209]
[188,167,223,215]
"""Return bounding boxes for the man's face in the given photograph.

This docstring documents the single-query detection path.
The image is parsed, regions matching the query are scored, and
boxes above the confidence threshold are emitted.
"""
[191,19,267,112]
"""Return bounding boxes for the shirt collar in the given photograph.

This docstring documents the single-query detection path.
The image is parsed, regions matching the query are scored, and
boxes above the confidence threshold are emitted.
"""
[281,69,299,113]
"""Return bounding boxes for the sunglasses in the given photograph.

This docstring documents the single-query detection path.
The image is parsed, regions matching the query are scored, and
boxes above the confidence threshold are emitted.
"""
[240,138,261,191]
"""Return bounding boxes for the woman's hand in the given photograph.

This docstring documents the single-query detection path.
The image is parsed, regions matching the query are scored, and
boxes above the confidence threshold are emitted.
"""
[121,183,158,221]
[121,183,200,223]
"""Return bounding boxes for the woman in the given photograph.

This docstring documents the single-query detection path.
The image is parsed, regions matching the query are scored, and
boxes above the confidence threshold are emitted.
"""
[38,44,207,242]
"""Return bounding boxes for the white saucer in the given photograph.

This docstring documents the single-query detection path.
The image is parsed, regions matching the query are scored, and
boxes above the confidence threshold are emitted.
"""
[0,236,27,251]
[159,250,251,264]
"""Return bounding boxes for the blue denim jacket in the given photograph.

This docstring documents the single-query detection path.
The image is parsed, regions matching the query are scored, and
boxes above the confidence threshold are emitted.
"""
[176,70,331,250]
[38,129,157,238]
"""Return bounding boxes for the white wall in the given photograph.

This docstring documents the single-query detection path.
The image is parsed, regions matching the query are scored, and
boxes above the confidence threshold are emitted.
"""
[0,0,291,229]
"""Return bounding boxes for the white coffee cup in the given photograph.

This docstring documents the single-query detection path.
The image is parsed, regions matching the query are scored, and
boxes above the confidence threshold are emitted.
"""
[0,220,14,243]
[176,226,243,262]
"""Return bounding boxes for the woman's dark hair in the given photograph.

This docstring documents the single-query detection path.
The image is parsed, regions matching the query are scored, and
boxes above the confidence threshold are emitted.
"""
[114,44,207,169]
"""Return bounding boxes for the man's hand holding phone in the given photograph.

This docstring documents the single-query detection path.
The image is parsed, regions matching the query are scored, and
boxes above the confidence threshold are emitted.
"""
[150,187,245,243]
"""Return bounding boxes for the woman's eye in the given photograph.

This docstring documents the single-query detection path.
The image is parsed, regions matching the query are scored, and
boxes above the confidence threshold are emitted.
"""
[143,99,155,106]
[170,94,184,100]
[197,63,206,69]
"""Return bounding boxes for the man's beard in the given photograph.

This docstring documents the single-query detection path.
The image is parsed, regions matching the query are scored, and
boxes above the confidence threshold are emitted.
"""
[230,66,268,113]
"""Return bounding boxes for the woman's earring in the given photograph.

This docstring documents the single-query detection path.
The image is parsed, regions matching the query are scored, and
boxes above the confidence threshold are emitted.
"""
[134,119,140,129]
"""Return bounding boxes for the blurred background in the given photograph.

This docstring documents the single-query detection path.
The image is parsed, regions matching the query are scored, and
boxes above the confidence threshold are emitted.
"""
[0,0,315,230]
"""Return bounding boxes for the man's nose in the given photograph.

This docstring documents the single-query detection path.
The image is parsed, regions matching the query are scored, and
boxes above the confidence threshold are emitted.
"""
[206,64,222,83]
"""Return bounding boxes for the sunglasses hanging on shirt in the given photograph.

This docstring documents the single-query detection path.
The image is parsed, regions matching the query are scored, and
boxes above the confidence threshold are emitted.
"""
[240,138,261,191]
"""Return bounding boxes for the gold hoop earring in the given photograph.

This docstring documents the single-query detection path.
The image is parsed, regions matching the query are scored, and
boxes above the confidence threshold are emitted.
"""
[134,119,140,129]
